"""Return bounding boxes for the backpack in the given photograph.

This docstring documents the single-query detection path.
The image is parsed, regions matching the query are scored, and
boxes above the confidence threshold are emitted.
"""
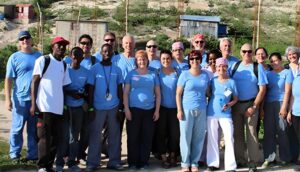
[231,60,258,78]
[91,55,96,65]
[42,55,67,77]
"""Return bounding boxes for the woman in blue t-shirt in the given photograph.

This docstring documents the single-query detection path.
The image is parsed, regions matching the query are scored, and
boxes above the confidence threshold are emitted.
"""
[153,50,179,168]
[262,52,293,168]
[176,50,210,172]
[123,50,161,170]
[206,58,238,172]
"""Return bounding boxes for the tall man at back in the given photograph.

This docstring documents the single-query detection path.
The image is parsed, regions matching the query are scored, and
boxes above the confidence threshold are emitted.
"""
[5,31,41,161]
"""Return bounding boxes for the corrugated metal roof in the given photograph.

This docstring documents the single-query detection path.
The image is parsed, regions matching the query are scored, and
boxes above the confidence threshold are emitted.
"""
[180,15,220,23]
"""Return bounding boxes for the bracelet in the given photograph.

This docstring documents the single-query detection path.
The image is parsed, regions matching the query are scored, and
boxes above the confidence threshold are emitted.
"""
[88,107,94,112]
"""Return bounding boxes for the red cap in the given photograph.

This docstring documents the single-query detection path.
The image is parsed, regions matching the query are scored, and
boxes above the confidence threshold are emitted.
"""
[192,34,205,41]
[51,36,70,45]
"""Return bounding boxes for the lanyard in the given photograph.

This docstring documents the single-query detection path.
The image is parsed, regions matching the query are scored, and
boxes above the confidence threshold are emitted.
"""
[102,65,112,96]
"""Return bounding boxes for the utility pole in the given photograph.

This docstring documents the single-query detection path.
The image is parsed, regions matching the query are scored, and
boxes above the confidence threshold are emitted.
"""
[36,2,43,53]
[252,0,262,49]
[177,0,184,39]
[125,0,129,34]
[295,0,300,46]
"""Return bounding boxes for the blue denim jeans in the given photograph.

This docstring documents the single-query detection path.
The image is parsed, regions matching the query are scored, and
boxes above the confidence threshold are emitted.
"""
[87,107,121,168]
[10,99,37,159]
[179,108,207,168]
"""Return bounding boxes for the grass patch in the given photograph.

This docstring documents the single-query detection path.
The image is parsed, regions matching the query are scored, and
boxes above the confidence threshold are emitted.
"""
[0,139,37,171]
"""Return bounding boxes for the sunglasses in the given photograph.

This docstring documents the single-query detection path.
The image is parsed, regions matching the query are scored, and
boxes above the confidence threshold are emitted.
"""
[19,37,30,41]
[195,40,204,44]
[104,39,115,42]
[242,50,253,54]
[146,45,157,48]
[80,42,91,46]
[189,57,201,61]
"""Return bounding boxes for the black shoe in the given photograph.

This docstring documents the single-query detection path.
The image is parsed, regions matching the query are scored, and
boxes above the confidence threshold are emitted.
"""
[107,164,124,171]
[225,170,236,172]
[206,166,219,171]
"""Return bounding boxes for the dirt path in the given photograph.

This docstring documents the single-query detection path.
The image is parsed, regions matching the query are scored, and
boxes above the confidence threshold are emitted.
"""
[0,91,299,171]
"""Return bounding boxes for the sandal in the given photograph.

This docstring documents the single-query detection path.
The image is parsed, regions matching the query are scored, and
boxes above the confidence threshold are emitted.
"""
[181,167,190,172]
[191,166,199,172]
[161,161,171,169]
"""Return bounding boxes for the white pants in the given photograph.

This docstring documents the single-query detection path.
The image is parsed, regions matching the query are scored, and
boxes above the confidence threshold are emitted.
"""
[206,117,237,171]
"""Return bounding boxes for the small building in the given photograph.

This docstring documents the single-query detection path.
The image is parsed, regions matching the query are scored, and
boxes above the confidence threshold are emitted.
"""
[180,15,227,38]
[15,4,35,23]
[0,5,15,19]
[55,20,108,52]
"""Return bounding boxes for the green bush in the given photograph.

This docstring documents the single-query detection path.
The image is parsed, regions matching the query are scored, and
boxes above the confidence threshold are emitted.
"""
[0,45,18,79]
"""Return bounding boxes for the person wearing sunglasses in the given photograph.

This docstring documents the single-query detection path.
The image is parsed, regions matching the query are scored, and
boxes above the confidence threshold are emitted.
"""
[94,32,119,62]
[219,38,239,70]
[171,41,189,74]
[5,30,42,162]
[191,34,207,68]
[230,43,268,172]
[176,50,210,172]
[146,40,161,72]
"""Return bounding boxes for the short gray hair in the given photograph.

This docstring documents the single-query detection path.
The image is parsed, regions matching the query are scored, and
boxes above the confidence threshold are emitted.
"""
[219,37,232,48]
[285,46,300,58]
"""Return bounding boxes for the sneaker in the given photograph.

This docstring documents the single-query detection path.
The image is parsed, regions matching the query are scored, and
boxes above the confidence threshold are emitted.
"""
[206,166,219,171]
[38,168,48,172]
[107,164,124,171]
[248,166,257,172]
[70,165,82,172]
[55,165,64,172]
[128,165,137,171]
[85,166,97,172]
[261,160,269,169]
[279,161,288,166]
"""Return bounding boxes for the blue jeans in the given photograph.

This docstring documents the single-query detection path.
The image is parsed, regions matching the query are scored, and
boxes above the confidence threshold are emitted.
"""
[263,101,291,162]
[180,108,207,168]
[87,107,121,168]
[10,99,37,159]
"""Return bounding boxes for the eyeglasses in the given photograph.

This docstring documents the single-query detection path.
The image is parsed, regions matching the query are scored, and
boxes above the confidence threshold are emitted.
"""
[104,39,115,42]
[242,50,253,54]
[80,42,91,46]
[146,45,157,48]
[195,40,205,44]
[189,57,201,61]
[19,37,30,41]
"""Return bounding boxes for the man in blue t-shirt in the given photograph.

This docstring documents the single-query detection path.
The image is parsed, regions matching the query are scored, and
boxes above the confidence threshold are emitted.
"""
[5,31,41,161]
[230,43,268,172]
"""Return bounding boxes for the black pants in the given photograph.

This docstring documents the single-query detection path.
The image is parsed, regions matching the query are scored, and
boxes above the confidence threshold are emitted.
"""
[37,112,65,169]
[154,106,179,155]
[78,110,90,160]
[126,108,155,167]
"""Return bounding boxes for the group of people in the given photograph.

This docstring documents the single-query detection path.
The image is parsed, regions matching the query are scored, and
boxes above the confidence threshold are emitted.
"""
[5,30,300,172]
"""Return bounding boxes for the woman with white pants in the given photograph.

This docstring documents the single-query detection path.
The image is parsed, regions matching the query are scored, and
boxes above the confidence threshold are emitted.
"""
[206,58,238,172]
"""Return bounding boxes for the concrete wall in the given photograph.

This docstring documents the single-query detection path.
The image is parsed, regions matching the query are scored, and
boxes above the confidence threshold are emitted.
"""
[55,20,108,53]
[180,20,218,38]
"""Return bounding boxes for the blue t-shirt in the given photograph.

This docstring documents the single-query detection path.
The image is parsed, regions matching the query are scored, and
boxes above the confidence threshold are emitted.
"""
[230,62,268,100]
[125,70,160,110]
[292,74,300,116]
[149,59,161,72]
[64,66,89,107]
[177,70,210,110]
[159,70,178,108]
[171,59,189,74]
[227,56,239,70]
[266,69,293,102]
[88,63,123,110]
[6,51,42,101]
[113,53,136,80]
[200,53,208,68]
[207,78,238,118]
